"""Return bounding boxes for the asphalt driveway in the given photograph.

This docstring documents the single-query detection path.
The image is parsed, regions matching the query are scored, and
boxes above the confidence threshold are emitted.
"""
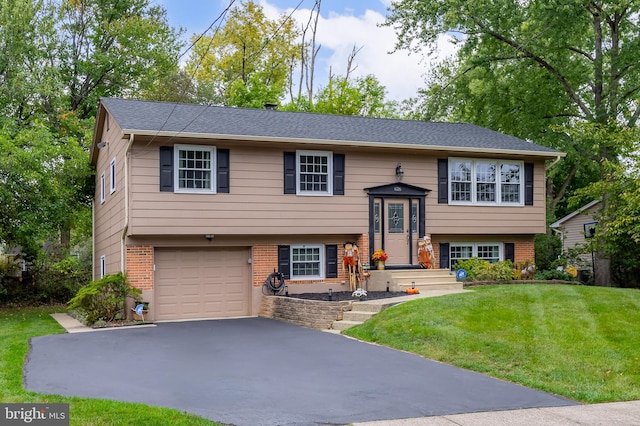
[25,318,577,426]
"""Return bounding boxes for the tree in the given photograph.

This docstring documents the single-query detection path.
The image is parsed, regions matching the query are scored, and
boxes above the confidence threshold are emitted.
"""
[309,74,398,118]
[0,0,183,260]
[57,0,182,120]
[386,0,640,285]
[186,1,301,107]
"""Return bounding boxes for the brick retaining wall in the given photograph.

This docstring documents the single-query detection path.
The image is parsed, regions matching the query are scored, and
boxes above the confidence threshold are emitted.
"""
[259,296,352,329]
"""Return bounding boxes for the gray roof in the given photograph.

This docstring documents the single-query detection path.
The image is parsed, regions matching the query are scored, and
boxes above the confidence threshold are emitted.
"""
[100,98,562,157]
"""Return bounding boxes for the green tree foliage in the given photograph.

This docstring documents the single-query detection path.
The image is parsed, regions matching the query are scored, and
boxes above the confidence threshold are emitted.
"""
[57,0,182,120]
[186,1,300,107]
[309,74,399,118]
[0,0,182,302]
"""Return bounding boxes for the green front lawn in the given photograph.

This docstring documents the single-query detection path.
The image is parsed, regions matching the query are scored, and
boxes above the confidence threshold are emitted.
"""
[0,306,218,425]
[344,284,640,403]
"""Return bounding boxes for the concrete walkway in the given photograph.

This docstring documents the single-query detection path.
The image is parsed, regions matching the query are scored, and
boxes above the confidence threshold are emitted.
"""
[352,400,640,425]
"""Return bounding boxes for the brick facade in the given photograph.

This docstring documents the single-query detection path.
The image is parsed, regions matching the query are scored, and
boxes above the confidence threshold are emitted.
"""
[126,246,154,290]
[252,234,370,288]
[514,239,535,264]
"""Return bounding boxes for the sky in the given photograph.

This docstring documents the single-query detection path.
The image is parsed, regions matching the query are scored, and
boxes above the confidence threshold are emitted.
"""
[156,0,459,102]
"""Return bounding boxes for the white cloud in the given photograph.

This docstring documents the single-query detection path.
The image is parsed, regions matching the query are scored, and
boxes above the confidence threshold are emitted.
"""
[260,1,459,102]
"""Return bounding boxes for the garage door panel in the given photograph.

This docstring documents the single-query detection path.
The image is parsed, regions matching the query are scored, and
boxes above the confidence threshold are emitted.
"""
[155,248,251,321]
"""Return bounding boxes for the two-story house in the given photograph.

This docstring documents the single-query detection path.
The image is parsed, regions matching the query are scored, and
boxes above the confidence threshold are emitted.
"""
[91,98,563,321]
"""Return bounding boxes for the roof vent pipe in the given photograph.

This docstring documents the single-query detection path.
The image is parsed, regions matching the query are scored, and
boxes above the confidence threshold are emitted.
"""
[264,102,278,110]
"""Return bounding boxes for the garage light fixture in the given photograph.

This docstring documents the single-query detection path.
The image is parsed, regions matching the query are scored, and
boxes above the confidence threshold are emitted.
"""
[204,234,214,241]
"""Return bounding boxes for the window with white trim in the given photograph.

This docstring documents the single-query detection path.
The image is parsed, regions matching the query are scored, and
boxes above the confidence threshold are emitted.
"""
[100,255,106,278]
[174,144,216,193]
[449,158,523,205]
[100,172,106,204]
[297,151,332,195]
[291,244,324,279]
[109,158,116,194]
[450,243,502,270]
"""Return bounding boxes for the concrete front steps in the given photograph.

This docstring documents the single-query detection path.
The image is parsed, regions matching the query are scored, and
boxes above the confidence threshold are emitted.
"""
[368,268,463,293]
[330,269,464,331]
[331,300,399,331]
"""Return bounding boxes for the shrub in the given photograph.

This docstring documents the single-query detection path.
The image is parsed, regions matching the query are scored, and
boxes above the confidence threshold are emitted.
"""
[455,258,514,281]
[67,272,141,325]
[534,269,577,281]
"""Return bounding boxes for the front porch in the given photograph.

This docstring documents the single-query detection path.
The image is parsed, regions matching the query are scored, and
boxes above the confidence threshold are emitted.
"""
[365,268,463,293]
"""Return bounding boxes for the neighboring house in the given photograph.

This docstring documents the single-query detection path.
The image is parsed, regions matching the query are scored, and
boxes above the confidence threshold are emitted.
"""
[550,200,600,269]
[90,98,564,321]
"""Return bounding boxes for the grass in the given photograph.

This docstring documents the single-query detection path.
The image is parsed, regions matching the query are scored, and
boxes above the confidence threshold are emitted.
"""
[344,284,640,403]
[0,306,219,426]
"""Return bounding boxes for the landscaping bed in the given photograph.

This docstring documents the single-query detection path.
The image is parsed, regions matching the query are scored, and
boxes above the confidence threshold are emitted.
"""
[289,291,407,302]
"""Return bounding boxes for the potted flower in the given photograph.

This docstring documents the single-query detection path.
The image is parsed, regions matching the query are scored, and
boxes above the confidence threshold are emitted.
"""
[371,249,388,270]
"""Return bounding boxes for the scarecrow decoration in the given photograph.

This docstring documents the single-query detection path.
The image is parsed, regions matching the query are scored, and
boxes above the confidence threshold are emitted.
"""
[343,242,362,291]
[418,234,435,269]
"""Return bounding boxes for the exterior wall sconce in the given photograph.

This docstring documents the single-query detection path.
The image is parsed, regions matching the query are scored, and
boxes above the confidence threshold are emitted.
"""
[204,234,214,241]
[97,141,108,149]
[395,163,404,181]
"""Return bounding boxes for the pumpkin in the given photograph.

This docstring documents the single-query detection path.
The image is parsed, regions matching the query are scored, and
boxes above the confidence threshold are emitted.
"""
[405,288,420,294]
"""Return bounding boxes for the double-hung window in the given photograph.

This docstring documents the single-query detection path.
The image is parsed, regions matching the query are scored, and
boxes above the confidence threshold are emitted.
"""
[449,158,523,205]
[449,243,502,270]
[296,151,332,195]
[174,144,216,193]
[291,244,323,279]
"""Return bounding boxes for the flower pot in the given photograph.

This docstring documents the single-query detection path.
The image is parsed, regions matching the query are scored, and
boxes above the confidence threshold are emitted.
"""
[377,261,385,270]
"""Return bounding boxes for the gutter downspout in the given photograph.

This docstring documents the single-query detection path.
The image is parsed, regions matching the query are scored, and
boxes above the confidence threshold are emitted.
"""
[121,134,135,273]
[92,200,95,281]
[545,154,562,172]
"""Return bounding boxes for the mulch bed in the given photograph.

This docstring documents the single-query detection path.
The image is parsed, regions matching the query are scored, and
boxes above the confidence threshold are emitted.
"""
[288,291,407,302]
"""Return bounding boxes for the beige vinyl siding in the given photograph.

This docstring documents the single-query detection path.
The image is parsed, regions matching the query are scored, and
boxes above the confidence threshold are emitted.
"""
[559,204,599,265]
[127,139,547,237]
[93,120,128,279]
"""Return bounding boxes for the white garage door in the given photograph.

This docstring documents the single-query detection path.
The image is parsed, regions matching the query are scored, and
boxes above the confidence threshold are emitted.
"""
[155,247,251,320]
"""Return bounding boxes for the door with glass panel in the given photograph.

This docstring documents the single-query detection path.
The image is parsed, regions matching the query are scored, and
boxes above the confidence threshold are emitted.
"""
[384,199,411,264]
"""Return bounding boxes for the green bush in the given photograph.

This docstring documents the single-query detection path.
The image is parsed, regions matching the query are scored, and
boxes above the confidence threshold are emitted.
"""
[534,269,577,281]
[67,272,141,325]
[454,258,514,281]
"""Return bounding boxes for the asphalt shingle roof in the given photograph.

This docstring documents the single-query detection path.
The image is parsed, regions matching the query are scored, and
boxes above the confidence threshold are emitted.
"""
[100,98,561,156]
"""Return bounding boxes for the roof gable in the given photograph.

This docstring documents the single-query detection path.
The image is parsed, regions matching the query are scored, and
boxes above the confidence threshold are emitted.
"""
[97,98,563,158]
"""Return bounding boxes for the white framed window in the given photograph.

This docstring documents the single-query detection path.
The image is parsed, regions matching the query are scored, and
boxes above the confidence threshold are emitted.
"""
[100,172,106,204]
[296,150,332,196]
[174,144,216,193]
[291,244,324,279]
[450,243,502,270]
[100,255,106,278]
[449,158,523,205]
[109,158,116,194]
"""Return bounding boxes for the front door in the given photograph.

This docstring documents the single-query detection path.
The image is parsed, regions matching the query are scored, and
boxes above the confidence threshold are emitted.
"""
[385,199,410,264]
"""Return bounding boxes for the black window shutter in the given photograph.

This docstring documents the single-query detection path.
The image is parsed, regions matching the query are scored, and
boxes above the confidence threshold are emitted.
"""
[283,152,296,194]
[439,243,450,269]
[505,243,515,263]
[278,245,290,279]
[437,159,448,204]
[217,149,230,193]
[159,146,174,192]
[325,245,338,278]
[524,163,534,206]
[333,154,345,195]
